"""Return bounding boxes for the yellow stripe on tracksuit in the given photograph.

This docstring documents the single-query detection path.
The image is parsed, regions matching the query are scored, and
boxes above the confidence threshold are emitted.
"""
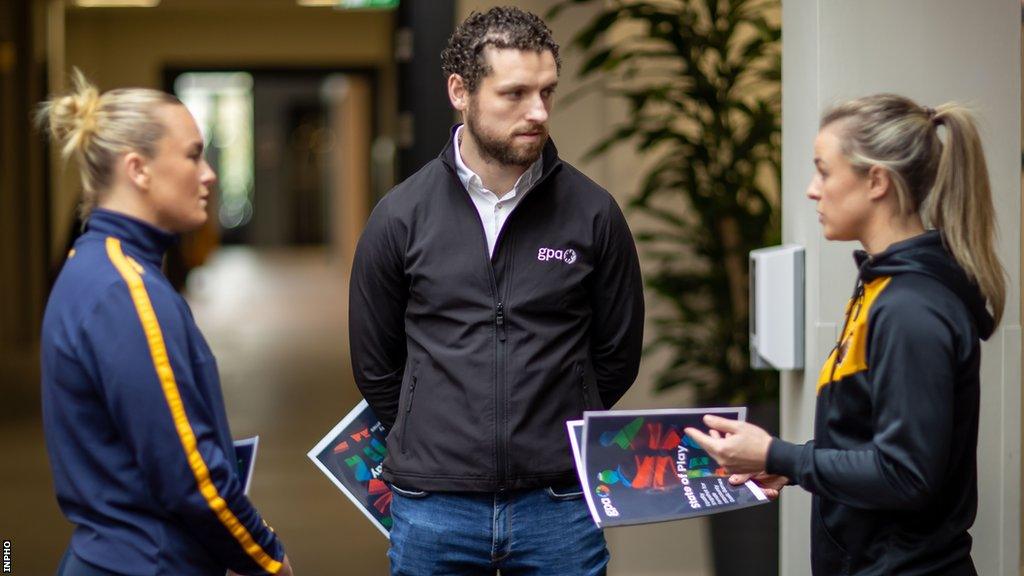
[105,237,282,574]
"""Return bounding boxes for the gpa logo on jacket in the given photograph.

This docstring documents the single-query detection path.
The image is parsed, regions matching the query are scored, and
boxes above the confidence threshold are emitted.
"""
[537,247,577,264]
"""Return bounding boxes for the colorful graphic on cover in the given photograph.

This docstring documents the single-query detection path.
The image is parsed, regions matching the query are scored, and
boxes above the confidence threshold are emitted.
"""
[308,400,392,536]
[580,408,768,527]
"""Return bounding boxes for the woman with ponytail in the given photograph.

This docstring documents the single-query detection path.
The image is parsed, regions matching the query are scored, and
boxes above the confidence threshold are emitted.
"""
[685,93,1004,575]
[39,71,293,576]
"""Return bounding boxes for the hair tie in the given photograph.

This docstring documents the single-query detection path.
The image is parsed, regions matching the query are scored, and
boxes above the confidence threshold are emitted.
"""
[923,106,939,125]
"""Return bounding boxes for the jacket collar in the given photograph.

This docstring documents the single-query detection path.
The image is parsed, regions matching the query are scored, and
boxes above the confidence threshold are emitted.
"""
[86,208,177,268]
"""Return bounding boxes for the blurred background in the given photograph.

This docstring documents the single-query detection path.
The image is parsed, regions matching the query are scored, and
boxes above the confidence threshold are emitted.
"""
[0,1,1020,575]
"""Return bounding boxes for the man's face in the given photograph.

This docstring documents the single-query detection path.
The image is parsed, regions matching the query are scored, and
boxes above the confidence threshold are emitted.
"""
[463,47,558,168]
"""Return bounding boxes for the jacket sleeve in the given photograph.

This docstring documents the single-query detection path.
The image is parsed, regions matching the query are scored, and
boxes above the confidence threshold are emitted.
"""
[81,281,284,575]
[766,298,957,510]
[589,195,645,408]
[349,196,408,430]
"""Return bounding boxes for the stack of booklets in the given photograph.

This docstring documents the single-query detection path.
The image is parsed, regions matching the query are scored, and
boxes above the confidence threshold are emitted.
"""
[308,403,767,535]
[568,407,768,528]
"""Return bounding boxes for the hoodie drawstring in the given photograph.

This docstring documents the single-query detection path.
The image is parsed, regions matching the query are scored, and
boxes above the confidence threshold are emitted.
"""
[827,258,872,385]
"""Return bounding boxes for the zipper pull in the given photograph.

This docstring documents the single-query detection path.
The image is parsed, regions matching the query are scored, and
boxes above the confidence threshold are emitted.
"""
[496,302,506,342]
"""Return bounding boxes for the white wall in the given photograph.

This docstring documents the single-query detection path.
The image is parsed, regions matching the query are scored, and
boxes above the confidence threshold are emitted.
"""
[781,1,1021,574]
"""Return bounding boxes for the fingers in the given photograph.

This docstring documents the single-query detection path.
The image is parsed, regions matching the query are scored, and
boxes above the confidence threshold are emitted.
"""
[729,473,752,485]
[703,414,743,434]
[683,427,717,454]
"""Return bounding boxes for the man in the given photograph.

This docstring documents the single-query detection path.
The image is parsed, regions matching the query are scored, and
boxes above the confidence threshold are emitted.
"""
[349,7,644,575]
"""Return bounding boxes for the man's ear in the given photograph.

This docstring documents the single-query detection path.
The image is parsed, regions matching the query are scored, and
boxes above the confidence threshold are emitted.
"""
[448,74,469,112]
[866,165,892,202]
[124,152,150,191]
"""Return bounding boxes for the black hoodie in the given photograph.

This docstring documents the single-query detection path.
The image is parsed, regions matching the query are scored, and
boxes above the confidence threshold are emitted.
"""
[767,231,993,576]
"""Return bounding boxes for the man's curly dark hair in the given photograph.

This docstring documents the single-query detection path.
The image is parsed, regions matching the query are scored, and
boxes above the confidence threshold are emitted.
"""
[441,6,561,94]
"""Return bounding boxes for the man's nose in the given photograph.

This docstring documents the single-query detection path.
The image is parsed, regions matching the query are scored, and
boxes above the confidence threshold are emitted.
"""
[525,94,549,124]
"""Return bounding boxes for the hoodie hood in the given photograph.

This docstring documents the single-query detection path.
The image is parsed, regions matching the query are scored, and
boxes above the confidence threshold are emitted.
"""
[853,230,995,340]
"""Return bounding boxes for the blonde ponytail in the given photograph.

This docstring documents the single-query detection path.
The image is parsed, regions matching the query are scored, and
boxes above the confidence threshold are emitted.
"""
[822,94,1007,328]
[40,69,102,162]
[35,68,181,217]
[925,105,1007,326]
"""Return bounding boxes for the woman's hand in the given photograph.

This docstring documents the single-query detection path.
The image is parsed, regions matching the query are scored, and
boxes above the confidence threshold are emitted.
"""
[684,414,773,475]
[729,472,789,500]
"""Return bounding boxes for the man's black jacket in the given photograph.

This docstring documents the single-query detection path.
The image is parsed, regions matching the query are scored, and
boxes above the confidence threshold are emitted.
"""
[349,134,644,492]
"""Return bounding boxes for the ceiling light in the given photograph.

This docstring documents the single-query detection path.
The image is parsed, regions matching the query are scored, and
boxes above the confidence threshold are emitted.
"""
[74,0,160,7]
[297,0,398,8]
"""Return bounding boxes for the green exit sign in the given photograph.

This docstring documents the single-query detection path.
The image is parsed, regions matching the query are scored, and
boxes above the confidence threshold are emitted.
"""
[336,0,398,9]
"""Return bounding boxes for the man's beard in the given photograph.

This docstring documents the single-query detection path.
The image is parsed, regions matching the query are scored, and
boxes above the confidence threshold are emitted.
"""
[465,102,547,168]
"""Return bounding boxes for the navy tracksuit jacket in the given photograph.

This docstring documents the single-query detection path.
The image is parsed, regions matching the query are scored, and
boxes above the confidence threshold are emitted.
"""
[41,209,284,575]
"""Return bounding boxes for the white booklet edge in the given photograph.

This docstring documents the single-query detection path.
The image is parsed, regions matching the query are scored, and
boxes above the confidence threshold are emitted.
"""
[565,419,603,527]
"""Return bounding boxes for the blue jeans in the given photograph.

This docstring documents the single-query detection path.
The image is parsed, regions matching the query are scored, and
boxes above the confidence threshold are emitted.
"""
[388,484,609,576]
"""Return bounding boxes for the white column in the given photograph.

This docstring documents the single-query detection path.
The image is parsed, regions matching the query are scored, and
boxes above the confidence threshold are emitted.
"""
[781,1,1021,574]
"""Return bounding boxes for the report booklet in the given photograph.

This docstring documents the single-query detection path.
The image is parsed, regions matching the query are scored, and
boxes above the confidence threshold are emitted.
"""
[233,435,259,495]
[229,436,261,576]
[308,400,392,537]
[568,407,768,528]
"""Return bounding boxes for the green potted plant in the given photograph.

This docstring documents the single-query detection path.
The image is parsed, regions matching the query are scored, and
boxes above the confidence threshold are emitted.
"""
[548,1,782,573]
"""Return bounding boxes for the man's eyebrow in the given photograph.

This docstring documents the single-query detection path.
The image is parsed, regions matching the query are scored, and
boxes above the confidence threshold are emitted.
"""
[496,80,559,91]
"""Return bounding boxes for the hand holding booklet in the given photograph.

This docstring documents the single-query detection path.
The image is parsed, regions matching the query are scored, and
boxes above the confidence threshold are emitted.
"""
[567,407,768,528]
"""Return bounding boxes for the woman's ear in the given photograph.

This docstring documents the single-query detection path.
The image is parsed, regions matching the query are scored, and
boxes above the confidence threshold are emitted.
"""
[866,165,892,201]
[123,152,150,190]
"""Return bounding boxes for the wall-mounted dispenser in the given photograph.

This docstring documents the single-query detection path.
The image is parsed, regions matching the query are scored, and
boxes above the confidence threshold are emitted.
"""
[749,244,804,370]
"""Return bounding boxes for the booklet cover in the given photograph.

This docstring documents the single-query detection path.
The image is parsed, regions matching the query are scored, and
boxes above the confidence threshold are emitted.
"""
[308,400,392,537]
[571,408,768,528]
[233,436,259,495]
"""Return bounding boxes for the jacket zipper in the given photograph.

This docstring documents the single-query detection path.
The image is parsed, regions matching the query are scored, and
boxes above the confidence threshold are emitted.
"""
[828,259,871,385]
[576,362,589,412]
[494,298,508,489]
[400,372,417,454]
[443,154,563,491]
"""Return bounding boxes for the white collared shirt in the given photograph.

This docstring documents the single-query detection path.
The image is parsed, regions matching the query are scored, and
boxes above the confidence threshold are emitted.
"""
[453,125,543,257]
